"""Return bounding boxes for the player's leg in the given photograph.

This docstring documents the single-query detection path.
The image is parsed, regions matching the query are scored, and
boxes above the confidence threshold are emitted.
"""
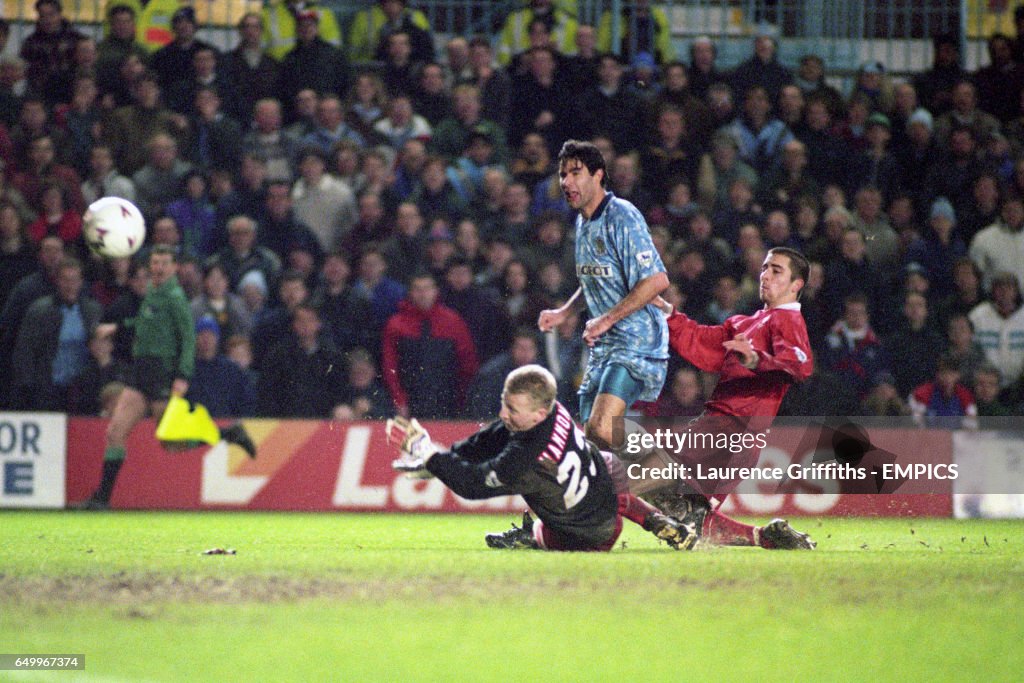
[601,451,696,549]
[84,384,148,508]
[581,363,644,451]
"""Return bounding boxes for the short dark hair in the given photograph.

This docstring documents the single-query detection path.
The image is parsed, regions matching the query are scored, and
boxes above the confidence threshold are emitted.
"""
[768,246,809,284]
[557,140,607,187]
[150,244,178,261]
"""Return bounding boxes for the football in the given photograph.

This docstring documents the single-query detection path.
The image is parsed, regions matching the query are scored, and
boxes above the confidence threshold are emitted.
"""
[83,197,146,258]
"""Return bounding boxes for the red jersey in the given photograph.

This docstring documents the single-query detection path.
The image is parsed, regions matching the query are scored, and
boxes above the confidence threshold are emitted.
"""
[666,303,813,417]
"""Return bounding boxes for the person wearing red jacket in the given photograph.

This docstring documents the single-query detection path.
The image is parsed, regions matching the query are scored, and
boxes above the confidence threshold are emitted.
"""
[382,271,478,418]
[631,246,818,549]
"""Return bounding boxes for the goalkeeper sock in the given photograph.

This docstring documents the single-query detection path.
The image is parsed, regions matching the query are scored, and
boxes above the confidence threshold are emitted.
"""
[94,458,124,503]
[617,493,662,527]
[703,510,757,546]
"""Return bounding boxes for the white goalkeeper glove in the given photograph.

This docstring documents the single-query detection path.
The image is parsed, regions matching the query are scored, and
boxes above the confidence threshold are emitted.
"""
[386,415,439,479]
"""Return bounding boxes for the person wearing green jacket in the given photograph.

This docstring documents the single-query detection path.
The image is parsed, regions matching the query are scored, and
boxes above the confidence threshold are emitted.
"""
[79,245,254,509]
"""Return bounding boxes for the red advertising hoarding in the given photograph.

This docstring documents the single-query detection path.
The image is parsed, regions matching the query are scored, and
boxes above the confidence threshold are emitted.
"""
[65,419,952,516]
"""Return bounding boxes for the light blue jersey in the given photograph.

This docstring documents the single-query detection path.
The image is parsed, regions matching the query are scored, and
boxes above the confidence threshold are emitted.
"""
[575,192,668,402]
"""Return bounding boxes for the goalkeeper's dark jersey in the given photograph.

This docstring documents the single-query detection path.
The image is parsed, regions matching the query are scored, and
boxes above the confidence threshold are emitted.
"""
[426,401,618,544]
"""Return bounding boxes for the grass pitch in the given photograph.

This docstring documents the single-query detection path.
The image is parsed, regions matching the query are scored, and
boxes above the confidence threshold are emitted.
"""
[1,511,1021,682]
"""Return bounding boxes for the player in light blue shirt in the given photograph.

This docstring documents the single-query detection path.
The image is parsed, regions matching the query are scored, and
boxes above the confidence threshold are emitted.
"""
[539,140,669,450]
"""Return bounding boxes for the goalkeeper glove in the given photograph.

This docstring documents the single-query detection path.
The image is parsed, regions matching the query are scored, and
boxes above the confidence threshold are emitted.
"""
[386,415,439,479]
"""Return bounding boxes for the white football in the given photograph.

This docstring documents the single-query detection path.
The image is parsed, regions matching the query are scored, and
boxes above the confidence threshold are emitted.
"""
[83,197,146,258]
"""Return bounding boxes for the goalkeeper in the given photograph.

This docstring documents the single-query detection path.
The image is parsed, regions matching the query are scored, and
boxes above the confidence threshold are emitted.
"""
[77,246,255,510]
[389,364,694,551]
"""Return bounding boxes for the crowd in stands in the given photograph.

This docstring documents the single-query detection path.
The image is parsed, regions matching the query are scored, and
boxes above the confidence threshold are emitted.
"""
[2,0,1024,424]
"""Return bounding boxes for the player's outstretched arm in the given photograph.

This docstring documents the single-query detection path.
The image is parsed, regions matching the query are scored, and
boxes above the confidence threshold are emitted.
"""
[387,416,440,478]
[538,286,584,332]
[583,272,669,346]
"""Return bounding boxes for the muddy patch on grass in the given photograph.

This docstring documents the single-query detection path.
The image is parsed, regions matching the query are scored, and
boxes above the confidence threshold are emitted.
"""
[0,574,648,605]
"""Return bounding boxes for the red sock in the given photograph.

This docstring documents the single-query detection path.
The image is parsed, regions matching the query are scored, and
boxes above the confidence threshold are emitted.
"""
[704,509,757,546]
[617,493,660,528]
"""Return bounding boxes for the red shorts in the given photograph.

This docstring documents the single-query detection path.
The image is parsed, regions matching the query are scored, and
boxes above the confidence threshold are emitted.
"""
[532,514,624,552]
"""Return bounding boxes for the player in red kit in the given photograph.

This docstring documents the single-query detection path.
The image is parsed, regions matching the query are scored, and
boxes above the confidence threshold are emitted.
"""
[631,246,817,549]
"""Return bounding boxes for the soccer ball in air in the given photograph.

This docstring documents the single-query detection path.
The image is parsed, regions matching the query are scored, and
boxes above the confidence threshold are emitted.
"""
[83,197,146,258]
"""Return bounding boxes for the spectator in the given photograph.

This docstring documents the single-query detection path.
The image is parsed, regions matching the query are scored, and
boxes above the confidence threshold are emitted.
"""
[464,328,541,419]
[934,81,1001,150]
[822,228,886,323]
[27,182,81,248]
[291,147,357,254]
[349,0,432,64]
[687,35,725,100]
[100,256,149,363]
[641,105,702,206]
[374,93,432,150]
[849,113,899,202]
[242,98,299,184]
[353,245,406,329]
[301,95,367,156]
[888,291,945,398]
[185,86,245,174]
[343,190,392,256]
[482,181,528,246]
[190,261,253,346]
[849,61,894,115]
[250,268,309,368]
[67,326,122,415]
[969,272,1024,390]
[431,84,508,164]
[11,257,100,410]
[501,258,550,332]
[187,315,256,416]
[19,0,84,103]
[285,88,319,139]
[647,366,705,418]
[221,13,280,123]
[903,197,967,300]
[508,46,572,156]
[149,7,218,94]
[973,364,1012,417]
[497,0,578,67]
[57,71,102,173]
[441,256,508,363]
[334,348,394,420]
[381,31,423,97]
[538,298,586,411]
[279,10,350,108]
[824,293,890,399]
[579,54,645,155]
[257,303,347,417]
[908,353,977,426]
[859,370,910,417]
[958,172,1002,245]
[939,257,985,328]
[759,139,819,213]
[381,271,478,418]
[311,251,376,355]
[80,144,136,205]
[697,130,758,213]
[730,31,792,103]
[685,211,734,278]
[726,85,794,179]
[165,170,216,258]
[467,37,511,130]
[793,54,844,118]
[850,185,899,275]
[0,203,35,311]
[413,62,453,128]
[12,133,84,215]
[973,33,1023,124]
[132,132,192,223]
[913,33,965,116]
[391,138,428,201]
[103,70,186,176]
[209,214,282,291]
[597,0,673,64]
[946,313,987,389]
[262,0,342,62]
[796,96,848,190]
[969,194,1024,292]
[165,46,239,121]
[700,274,745,325]
[95,5,148,102]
